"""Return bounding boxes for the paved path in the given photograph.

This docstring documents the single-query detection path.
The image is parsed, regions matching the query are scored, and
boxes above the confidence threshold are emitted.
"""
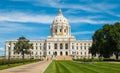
[0,61,51,73]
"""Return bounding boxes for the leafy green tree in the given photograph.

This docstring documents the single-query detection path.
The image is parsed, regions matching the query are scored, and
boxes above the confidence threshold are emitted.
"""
[89,23,120,59]
[109,22,120,59]
[14,36,33,63]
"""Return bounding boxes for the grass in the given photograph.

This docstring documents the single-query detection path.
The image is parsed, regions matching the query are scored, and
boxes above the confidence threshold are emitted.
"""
[44,60,120,73]
[0,61,38,70]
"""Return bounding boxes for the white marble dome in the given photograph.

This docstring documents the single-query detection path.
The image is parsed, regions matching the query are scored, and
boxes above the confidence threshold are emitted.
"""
[52,9,69,25]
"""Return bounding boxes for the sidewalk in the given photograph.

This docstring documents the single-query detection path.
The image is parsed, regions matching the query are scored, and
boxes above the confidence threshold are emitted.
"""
[0,60,51,73]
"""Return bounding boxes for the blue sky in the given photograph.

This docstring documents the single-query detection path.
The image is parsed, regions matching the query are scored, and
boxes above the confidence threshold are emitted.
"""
[0,0,120,56]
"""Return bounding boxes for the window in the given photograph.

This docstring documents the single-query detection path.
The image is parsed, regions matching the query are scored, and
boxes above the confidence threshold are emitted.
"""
[77,52,78,55]
[55,29,57,33]
[40,46,41,50]
[36,46,37,50]
[54,43,57,49]
[60,29,62,32]
[65,43,68,49]
[66,52,68,56]
[49,52,50,55]
[60,51,62,56]
[80,46,82,50]
[84,46,86,50]
[49,45,50,49]
[76,46,78,50]
[60,43,63,49]
[54,52,57,56]
[81,52,82,55]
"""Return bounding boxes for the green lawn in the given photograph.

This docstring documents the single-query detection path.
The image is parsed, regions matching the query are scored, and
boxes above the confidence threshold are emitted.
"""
[44,61,120,73]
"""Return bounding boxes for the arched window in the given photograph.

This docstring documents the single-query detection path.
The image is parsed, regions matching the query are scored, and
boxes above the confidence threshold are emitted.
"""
[55,29,57,33]
[54,52,57,56]
[60,29,62,32]
[76,46,78,50]
[54,43,57,49]
[65,43,68,49]
[66,52,68,56]
[84,46,86,50]
[60,51,62,56]
[60,43,63,49]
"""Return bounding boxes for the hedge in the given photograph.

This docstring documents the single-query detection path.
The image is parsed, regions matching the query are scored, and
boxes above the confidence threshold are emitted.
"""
[73,58,120,62]
[0,59,40,65]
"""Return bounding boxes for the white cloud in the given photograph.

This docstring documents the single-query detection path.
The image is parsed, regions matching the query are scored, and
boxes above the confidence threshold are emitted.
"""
[68,17,118,24]
[72,31,94,35]
[0,22,35,34]
[0,12,55,24]
[0,47,4,51]
[105,11,120,17]
[0,10,119,25]
[30,0,118,13]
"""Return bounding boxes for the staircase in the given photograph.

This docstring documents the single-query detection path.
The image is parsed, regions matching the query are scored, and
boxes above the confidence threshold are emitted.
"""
[55,56,72,60]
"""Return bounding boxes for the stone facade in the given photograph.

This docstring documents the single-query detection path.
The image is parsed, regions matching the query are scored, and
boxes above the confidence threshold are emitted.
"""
[5,9,92,60]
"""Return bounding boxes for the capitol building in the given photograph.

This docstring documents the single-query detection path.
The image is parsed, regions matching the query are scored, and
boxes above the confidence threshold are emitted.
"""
[5,9,92,60]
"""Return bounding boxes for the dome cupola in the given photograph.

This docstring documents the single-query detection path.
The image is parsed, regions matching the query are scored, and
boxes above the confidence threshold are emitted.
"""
[52,9,69,25]
[50,9,71,37]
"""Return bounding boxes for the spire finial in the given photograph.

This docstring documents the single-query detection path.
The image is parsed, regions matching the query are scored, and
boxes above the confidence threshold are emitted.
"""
[58,9,62,16]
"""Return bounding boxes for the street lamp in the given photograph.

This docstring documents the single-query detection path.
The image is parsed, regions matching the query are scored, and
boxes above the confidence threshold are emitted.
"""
[8,44,10,66]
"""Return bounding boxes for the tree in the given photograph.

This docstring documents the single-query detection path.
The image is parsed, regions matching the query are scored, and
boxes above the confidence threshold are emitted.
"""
[14,36,33,63]
[109,22,120,59]
[89,23,119,59]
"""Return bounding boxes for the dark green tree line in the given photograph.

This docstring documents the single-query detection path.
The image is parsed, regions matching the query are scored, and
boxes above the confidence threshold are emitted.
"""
[89,22,120,59]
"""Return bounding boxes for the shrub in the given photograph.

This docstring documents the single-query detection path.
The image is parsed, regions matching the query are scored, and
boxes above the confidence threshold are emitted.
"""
[0,59,40,65]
